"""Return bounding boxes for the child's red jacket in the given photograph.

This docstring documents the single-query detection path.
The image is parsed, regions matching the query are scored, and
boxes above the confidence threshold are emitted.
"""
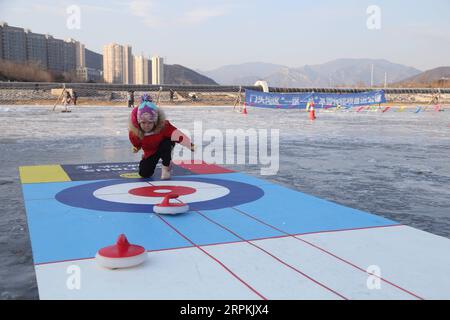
[129,120,178,159]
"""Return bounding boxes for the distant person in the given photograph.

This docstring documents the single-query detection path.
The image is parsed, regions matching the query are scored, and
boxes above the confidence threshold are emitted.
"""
[72,91,78,106]
[128,95,195,180]
[189,92,197,101]
[61,91,72,112]
[127,90,135,108]
[169,89,174,102]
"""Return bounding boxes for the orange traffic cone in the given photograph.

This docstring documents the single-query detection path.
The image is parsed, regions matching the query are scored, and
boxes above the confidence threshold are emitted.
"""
[242,103,248,115]
[309,106,316,120]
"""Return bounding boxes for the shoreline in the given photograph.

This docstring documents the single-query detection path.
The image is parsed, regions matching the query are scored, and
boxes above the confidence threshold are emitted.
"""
[0,101,448,109]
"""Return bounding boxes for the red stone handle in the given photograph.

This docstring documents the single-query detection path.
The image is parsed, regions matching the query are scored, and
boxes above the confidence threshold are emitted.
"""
[161,193,180,206]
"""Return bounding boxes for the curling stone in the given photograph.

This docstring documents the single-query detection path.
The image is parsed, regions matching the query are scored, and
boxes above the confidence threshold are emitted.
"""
[95,234,146,269]
[153,193,189,215]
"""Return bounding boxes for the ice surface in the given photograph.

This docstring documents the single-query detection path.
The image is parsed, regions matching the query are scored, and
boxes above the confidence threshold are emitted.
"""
[0,104,449,299]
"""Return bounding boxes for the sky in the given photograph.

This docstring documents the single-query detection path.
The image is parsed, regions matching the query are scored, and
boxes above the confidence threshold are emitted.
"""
[0,0,449,71]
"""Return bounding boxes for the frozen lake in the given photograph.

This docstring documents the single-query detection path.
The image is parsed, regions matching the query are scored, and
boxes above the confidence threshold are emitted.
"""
[0,104,449,299]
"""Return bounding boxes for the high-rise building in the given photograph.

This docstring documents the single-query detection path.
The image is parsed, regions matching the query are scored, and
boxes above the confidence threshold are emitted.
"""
[103,43,133,84]
[133,55,149,85]
[0,22,27,63]
[63,40,76,72]
[0,22,83,74]
[147,59,152,84]
[25,29,47,69]
[123,45,133,84]
[0,24,3,59]
[76,67,102,82]
[151,56,164,85]
[85,48,102,71]
[103,43,122,83]
[67,38,85,68]
[46,37,82,73]
[77,43,85,68]
[46,35,65,72]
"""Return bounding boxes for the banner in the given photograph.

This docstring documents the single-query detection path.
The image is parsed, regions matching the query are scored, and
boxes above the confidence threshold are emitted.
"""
[245,89,386,109]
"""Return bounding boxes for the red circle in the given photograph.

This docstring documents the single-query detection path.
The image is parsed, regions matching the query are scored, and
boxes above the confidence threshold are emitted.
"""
[129,186,196,197]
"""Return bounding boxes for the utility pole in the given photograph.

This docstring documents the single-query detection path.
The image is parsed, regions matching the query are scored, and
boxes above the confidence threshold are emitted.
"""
[370,64,374,87]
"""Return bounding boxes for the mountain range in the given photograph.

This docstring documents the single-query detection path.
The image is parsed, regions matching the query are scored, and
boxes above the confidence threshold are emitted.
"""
[199,59,423,87]
[395,66,450,85]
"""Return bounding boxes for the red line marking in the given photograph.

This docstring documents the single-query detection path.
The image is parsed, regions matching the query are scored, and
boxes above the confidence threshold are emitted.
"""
[146,245,195,253]
[146,181,266,300]
[196,237,284,249]
[293,237,424,300]
[295,224,403,237]
[191,207,348,300]
[35,256,95,266]
[34,236,289,266]
[154,214,267,300]
[33,222,404,267]
[34,225,402,266]
[231,207,425,300]
[36,179,422,301]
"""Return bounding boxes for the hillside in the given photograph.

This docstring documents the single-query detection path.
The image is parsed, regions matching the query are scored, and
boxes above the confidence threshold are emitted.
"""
[164,64,218,85]
[395,66,450,87]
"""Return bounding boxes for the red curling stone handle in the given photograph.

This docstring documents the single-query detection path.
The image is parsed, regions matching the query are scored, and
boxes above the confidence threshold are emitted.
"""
[160,193,180,206]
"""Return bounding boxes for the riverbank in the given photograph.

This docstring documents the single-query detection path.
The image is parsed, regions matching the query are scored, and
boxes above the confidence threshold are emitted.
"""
[1,87,450,106]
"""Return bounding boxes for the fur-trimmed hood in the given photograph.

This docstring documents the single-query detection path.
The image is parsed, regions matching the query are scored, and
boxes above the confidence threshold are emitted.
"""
[128,107,167,140]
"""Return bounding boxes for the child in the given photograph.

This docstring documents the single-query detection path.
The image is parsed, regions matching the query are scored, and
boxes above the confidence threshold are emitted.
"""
[61,91,72,112]
[128,94,195,180]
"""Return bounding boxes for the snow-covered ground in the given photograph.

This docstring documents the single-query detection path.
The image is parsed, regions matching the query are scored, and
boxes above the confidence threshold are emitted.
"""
[0,104,449,299]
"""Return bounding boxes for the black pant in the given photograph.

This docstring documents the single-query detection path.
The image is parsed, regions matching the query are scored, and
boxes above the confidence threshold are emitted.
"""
[139,139,175,178]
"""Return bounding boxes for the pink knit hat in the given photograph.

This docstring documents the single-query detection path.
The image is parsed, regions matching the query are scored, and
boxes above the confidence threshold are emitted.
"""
[137,101,158,123]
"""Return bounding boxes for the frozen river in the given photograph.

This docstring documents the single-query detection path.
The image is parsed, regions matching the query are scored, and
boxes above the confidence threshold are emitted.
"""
[0,104,449,299]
